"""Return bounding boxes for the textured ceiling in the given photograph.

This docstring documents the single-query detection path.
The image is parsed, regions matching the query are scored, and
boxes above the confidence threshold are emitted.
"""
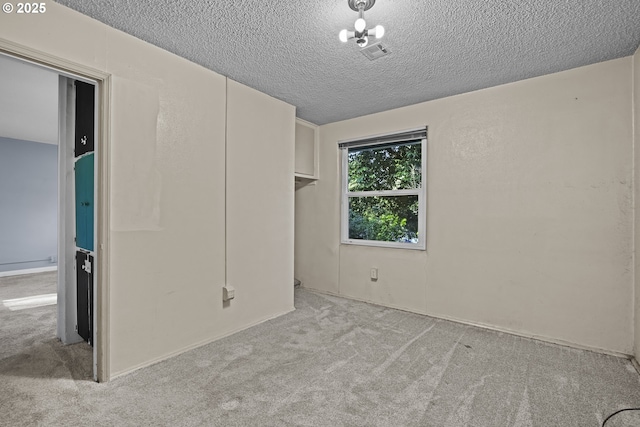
[55,0,640,125]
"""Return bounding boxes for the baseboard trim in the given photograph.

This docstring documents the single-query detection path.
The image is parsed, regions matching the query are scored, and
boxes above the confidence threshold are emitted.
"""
[109,306,296,381]
[302,287,633,360]
[0,266,57,278]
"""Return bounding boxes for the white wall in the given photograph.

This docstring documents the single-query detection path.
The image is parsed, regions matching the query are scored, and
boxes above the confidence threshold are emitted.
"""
[0,137,58,273]
[0,1,294,378]
[0,54,58,145]
[226,80,295,328]
[634,45,640,359]
[297,57,634,355]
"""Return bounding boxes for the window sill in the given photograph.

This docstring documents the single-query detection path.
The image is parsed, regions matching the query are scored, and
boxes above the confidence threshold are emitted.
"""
[341,240,426,251]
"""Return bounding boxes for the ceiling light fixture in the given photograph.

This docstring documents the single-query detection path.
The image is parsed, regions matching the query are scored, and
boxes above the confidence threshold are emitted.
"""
[339,0,384,48]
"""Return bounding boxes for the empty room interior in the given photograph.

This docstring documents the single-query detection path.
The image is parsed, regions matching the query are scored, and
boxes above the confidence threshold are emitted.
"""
[2,0,640,425]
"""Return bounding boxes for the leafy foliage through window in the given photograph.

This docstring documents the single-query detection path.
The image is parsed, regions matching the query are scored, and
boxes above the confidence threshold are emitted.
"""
[341,131,426,249]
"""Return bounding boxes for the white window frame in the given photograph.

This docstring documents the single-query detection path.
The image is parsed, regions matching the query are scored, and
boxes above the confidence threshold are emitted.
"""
[340,128,427,250]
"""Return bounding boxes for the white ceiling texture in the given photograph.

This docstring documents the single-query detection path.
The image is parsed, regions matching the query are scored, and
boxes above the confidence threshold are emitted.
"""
[55,0,640,125]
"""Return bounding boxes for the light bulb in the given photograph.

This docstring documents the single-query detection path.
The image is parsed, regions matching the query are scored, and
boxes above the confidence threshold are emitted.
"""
[374,25,385,39]
[354,18,366,32]
[339,29,348,43]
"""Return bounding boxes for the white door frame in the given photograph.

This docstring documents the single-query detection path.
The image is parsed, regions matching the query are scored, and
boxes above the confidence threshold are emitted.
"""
[57,74,83,346]
[0,39,111,382]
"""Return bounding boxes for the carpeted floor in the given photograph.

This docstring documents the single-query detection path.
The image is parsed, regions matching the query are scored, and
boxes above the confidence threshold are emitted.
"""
[0,272,92,380]
[1,274,640,426]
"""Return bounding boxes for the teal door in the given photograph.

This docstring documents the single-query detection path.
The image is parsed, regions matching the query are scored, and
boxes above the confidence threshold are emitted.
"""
[75,153,94,251]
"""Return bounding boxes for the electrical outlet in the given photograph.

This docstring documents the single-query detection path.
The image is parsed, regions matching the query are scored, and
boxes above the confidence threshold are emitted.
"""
[370,268,378,281]
[223,285,235,302]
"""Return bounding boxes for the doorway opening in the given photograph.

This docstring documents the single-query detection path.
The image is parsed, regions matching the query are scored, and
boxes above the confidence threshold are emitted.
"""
[0,47,109,381]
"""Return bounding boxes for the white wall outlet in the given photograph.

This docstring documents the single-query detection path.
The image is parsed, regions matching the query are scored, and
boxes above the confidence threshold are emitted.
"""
[370,268,378,281]
[223,285,235,302]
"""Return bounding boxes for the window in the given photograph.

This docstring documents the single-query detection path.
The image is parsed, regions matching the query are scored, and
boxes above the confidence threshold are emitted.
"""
[340,127,427,250]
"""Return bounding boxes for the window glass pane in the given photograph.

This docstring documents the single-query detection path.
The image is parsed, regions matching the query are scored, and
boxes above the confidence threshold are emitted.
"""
[348,195,419,243]
[348,141,422,192]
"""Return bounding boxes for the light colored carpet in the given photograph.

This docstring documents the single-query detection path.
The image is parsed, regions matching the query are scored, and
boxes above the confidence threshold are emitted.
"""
[0,273,92,388]
[1,275,640,426]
